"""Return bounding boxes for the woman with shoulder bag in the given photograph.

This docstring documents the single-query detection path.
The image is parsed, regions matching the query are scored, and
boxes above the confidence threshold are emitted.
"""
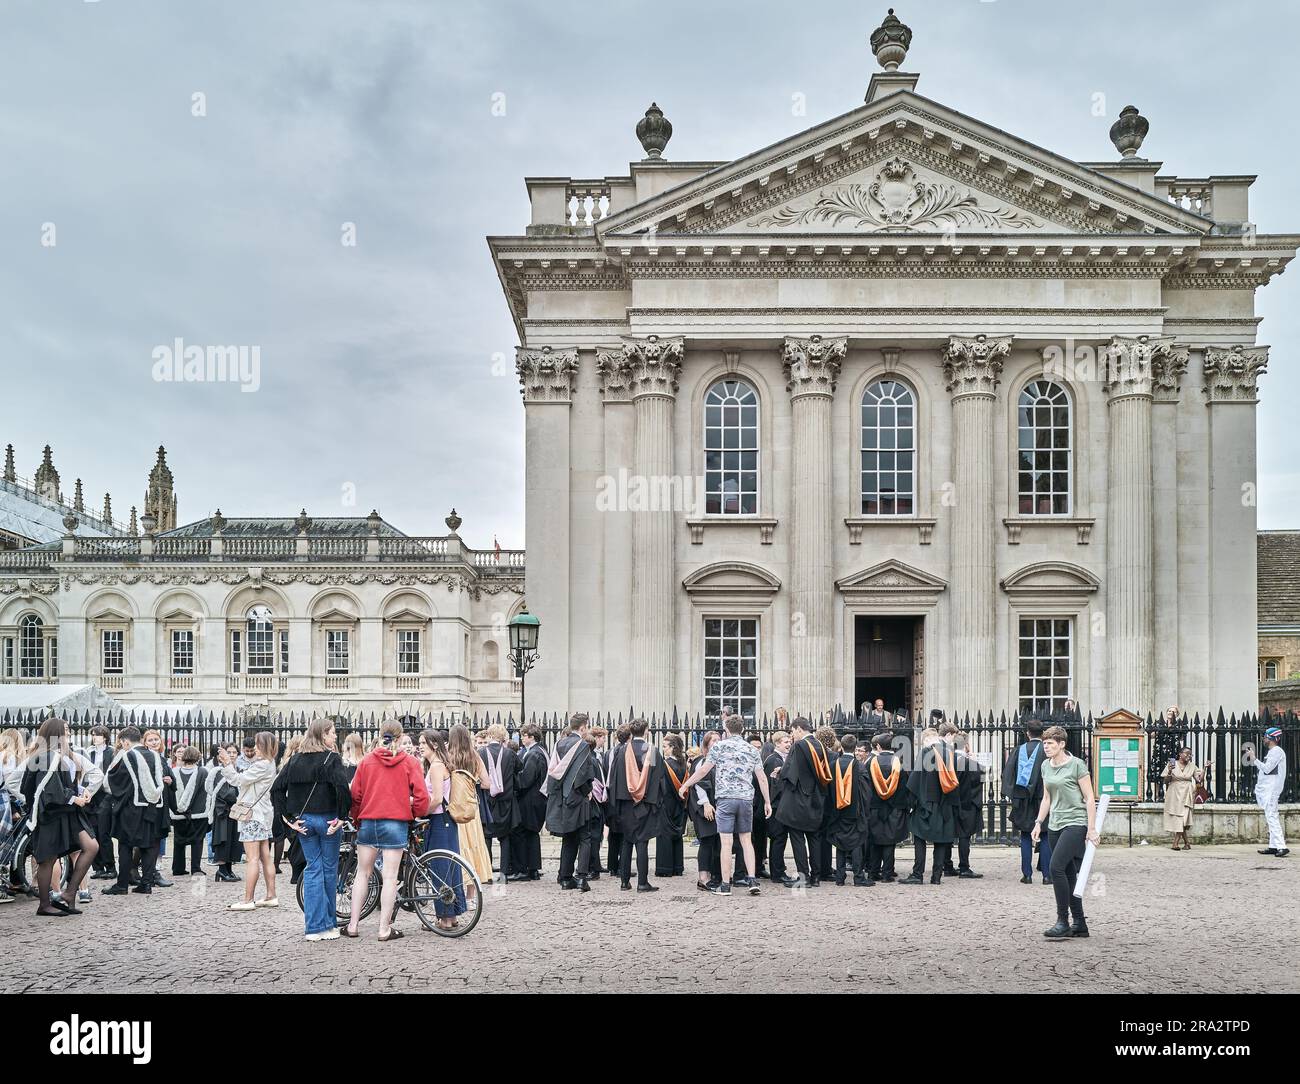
[213,731,280,911]
[446,724,492,889]
[272,719,352,941]
[419,729,469,931]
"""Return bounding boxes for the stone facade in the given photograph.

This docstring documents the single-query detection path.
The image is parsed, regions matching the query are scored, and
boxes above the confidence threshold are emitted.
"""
[1258,531,1300,706]
[489,16,1297,719]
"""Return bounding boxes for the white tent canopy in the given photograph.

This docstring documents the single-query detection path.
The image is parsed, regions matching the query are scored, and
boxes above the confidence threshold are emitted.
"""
[0,684,121,715]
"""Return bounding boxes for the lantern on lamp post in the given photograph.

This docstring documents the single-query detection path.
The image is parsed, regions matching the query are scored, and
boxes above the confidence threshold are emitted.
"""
[507,608,541,722]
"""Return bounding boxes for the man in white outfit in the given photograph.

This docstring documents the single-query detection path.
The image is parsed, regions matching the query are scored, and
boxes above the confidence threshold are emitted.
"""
[1254,726,1289,859]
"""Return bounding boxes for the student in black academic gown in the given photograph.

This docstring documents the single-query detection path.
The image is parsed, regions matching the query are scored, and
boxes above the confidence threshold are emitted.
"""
[901,728,959,885]
[687,734,721,890]
[763,732,791,882]
[101,725,170,895]
[478,725,520,879]
[1002,718,1051,884]
[774,719,831,887]
[814,727,838,882]
[655,734,688,878]
[863,731,908,883]
[828,734,872,886]
[166,745,210,876]
[545,714,597,891]
[208,744,243,883]
[83,725,117,879]
[943,728,986,879]
[584,727,610,879]
[16,718,102,916]
[604,723,631,877]
[606,717,665,892]
[512,723,548,882]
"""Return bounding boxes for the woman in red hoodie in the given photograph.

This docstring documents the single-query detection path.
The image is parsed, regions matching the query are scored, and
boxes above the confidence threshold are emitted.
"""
[344,719,430,941]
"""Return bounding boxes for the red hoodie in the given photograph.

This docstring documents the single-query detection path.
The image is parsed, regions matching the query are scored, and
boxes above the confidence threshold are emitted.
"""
[349,747,431,823]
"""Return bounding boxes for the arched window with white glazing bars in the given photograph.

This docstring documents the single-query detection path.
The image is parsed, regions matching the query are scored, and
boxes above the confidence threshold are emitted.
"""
[1017,380,1072,515]
[860,379,915,515]
[704,379,758,515]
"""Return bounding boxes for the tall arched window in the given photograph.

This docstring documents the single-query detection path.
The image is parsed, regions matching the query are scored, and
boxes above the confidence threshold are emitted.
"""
[246,605,275,675]
[483,639,500,680]
[704,379,758,515]
[19,614,44,678]
[1018,380,1072,514]
[860,379,915,514]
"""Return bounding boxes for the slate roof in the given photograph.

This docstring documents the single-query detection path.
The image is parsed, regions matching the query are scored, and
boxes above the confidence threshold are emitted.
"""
[162,516,407,538]
[1258,531,1300,625]
[0,481,122,546]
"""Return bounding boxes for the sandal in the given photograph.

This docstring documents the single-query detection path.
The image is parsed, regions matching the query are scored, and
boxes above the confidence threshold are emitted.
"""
[377,928,404,942]
[340,927,359,938]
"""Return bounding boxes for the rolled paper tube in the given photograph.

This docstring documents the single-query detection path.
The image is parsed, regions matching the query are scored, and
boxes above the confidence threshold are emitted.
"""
[1073,792,1110,899]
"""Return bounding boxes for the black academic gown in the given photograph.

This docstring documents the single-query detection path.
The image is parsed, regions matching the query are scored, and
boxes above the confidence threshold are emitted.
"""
[544,733,595,836]
[19,759,94,862]
[776,736,828,833]
[954,750,986,838]
[477,742,520,839]
[686,767,718,841]
[106,746,166,848]
[763,751,786,820]
[167,765,211,842]
[516,743,549,833]
[1001,740,1046,832]
[607,738,665,843]
[906,741,958,843]
[827,753,869,851]
[865,751,910,844]
[209,770,241,863]
[659,756,689,839]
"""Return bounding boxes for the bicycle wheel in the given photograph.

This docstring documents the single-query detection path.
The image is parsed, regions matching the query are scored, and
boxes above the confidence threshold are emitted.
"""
[407,848,482,937]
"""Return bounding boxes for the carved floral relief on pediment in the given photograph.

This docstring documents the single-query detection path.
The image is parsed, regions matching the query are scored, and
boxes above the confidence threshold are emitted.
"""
[742,156,1046,234]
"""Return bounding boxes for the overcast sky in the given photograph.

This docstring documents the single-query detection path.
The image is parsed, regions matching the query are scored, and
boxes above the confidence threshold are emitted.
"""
[2,0,1297,546]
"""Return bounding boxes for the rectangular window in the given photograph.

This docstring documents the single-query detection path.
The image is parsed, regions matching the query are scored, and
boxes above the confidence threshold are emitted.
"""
[101,630,125,675]
[171,630,194,675]
[246,623,273,675]
[1017,618,1072,714]
[2,638,12,679]
[49,636,57,679]
[397,629,421,674]
[703,618,758,723]
[279,630,289,675]
[326,630,350,675]
[230,629,241,674]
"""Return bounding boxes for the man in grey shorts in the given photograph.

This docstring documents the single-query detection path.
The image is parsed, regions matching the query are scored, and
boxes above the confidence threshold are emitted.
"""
[678,714,772,896]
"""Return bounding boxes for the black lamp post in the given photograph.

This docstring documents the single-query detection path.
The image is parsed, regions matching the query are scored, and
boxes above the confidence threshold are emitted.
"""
[507,607,541,723]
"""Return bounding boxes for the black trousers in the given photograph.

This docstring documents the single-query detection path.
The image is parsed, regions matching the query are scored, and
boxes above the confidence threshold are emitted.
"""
[835,845,864,880]
[956,834,973,871]
[768,821,789,880]
[558,830,585,882]
[787,829,815,879]
[620,838,650,886]
[92,800,115,871]
[654,833,683,876]
[116,840,159,889]
[750,810,767,874]
[171,834,204,875]
[911,839,952,881]
[866,841,897,880]
[696,834,721,881]
[512,828,542,875]
[1048,825,1088,923]
[815,830,833,880]
[489,834,512,880]
[607,831,624,874]
[585,818,604,874]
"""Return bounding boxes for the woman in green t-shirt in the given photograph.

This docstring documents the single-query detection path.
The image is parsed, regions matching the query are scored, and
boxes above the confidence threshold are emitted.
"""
[1030,725,1100,940]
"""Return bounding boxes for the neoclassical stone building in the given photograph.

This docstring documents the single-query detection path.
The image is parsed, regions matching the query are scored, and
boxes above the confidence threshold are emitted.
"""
[490,12,1296,720]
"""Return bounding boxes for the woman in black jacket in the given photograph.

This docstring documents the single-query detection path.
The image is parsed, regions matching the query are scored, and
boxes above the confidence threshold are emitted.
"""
[271,719,353,941]
[687,732,722,891]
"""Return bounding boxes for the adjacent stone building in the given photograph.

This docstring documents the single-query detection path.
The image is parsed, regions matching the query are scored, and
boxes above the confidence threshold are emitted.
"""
[489,12,1296,720]
[1259,530,1300,712]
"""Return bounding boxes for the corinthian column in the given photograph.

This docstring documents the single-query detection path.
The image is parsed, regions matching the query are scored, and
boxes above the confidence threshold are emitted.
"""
[783,334,846,712]
[621,335,684,711]
[942,334,1010,710]
[1203,344,1268,712]
[1102,335,1169,713]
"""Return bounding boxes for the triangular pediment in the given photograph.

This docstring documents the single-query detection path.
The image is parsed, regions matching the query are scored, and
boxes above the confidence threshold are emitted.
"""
[599,91,1208,242]
[837,559,947,594]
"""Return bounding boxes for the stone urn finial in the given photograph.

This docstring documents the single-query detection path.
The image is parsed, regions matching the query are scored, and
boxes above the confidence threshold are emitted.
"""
[636,103,672,161]
[445,508,462,535]
[295,508,312,534]
[140,510,158,536]
[211,508,227,533]
[367,508,382,534]
[1109,105,1149,158]
[870,8,912,71]
[62,512,78,535]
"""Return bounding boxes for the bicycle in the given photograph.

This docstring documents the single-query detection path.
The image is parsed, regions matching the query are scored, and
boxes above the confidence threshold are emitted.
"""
[298,818,482,937]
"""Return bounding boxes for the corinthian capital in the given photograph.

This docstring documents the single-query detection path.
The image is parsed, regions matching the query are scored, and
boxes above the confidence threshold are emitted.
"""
[620,334,684,399]
[1101,335,1159,401]
[783,335,847,398]
[1203,345,1268,403]
[515,345,579,403]
[1150,338,1190,402]
[942,334,1010,398]
[596,347,632,403]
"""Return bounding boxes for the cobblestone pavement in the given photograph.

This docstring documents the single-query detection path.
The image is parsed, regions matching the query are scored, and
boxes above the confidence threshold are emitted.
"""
[2,843,1295,994]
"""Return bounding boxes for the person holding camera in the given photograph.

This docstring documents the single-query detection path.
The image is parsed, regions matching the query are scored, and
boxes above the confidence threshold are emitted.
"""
[212,731,281,911]
[1161,746,1205,851]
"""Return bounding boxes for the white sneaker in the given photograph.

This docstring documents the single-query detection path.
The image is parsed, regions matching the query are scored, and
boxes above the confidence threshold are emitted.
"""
[306,928,340,942]
[228,900,257,912]
[255,897,279,908]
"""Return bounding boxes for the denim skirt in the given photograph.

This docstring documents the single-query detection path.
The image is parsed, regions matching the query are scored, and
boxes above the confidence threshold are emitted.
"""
[357,818,409,849]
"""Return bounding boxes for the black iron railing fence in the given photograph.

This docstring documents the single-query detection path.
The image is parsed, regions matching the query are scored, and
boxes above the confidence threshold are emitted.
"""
[2,706,1294,843]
